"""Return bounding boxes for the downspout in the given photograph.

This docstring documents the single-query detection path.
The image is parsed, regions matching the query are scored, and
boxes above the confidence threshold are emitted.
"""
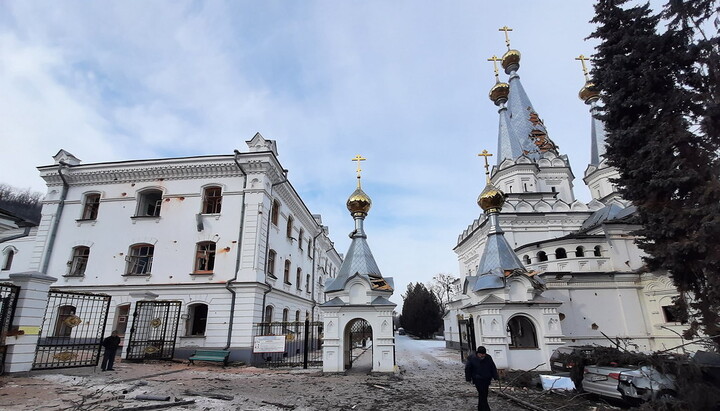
[40,161,70,274]
[224,150,247,350]
[310,230,323,321]
[260,173,289,322]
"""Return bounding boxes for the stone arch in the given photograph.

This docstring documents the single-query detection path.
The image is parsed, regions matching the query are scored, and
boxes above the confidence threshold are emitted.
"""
[343,317,373,371]
[507,314,539,349]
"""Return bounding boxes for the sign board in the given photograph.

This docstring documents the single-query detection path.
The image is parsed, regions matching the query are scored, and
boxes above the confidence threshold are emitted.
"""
[253,335,286,353]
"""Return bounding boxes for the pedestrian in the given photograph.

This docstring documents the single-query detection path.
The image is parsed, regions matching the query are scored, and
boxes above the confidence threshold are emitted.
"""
[465,346,499,411]
[101,330,121,371]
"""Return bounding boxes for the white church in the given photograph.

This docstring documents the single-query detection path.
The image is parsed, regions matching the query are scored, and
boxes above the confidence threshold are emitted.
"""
[443,41,690,371]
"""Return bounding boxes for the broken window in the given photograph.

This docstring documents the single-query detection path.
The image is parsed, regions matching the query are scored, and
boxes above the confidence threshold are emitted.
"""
[194,241,216,273]
[271,200,280,226]
[202,186,222,214]
[267,249,277,278]
[136,189,162,217]
[186,303,208,336]
[53,305,77,337]
[507,315,538,349]
[284,260,291,284]
[81,193,100,220]
[68,246,90,276]
[126,244,154,275]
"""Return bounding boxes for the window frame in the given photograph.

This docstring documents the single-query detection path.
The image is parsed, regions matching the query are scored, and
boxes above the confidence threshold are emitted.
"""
[201,186,223,214]
[135,189,163,218]
[193,241,216,274]
[125,243,154,275]
[271,200,280,226]
[267,249,277,279]
[296,267,302,290]
[286,216,294,239]
[555,248,567,259]
[1,248,15,271]
[67,246,90,277]
[186,303,209,336]
[284,260,291,284]
[81,193,101,220]
[507,315,539,349]
[298,228,304,250]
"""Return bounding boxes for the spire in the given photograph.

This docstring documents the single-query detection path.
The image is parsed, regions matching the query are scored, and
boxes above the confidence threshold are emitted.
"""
[575,55,606,165]
[326,156,392,292]
[496,27,559,164]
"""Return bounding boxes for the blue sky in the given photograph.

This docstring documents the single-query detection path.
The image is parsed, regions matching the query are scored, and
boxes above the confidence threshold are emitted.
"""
[1,1,611,306]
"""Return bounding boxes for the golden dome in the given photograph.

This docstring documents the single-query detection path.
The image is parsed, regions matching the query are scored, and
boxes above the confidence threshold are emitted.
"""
[579,80,600,103]
[477,183,505,213]
[489,82,510,104]
[501,49,521,71]
[347,187,372,215]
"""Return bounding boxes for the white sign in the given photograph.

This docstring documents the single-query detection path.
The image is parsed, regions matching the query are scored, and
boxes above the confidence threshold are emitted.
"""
[253,335,286,353]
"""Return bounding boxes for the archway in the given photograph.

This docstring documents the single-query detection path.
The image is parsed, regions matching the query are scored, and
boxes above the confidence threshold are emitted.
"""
[344,318,373,371]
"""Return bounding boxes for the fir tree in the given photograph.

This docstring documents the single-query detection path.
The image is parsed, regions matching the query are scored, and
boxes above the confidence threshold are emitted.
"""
[591,0,720,347]
[400,283,443,339]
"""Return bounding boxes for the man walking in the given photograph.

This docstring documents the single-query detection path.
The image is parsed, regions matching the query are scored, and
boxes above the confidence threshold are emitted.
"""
[101,330,121,371]
[465,346,499,411]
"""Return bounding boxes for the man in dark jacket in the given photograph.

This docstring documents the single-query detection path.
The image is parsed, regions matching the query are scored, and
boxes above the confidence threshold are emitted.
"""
[101,330,121,371]
[465,346,499,411]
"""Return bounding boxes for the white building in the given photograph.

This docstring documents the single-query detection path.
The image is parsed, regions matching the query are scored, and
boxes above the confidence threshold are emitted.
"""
[444,44,688,370]
[0,133,342,364]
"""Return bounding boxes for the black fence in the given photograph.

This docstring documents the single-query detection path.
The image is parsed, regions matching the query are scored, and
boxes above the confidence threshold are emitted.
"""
[0,283,20,374]
[458,316,476,362]
[33,290,111,370]
[252,320,323,368]
[126,300,181,361]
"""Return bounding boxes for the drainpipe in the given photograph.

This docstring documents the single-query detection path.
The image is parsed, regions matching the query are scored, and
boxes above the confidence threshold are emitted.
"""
[224,150,247,350]
[40,161,70,274]
[310,230,323,321]
[260,173,289,322]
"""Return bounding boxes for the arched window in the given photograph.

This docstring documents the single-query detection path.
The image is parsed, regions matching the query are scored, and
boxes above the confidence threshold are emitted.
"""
[295,310,301,332]
[284,260,291,284]
[263,305,274,334]
[522,255,531,265]
[68,246,90,276]
[114,303,130,335]
[202,186,222,214]
[286,216,294,238]
[135,189,163,217]
[194,242,216,273]
[54,305,77,337]
[126,244,154,275]
[81,193,101,220]
[298,228,304,250]
[575,246,585,257]
[296,267,302,290]
[186,304,208,336]
[555,248,567,259]
[271,200,280,226]
[507,316,538,349]
[306,274,311,293]
[282,308,289,333]
[2,248,15,271]
[594,246,602,257]
[267,249,277,278]
[537,251,548,262]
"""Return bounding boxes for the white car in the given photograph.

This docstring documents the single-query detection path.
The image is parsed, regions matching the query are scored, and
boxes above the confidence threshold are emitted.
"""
[582,364,636,400]
[617,365,675,403]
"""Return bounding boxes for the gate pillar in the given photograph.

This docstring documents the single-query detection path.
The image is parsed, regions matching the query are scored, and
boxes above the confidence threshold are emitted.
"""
[5,272,57,373]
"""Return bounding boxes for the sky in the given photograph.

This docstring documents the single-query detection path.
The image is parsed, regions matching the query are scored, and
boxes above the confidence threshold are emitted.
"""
[0,1,613,307]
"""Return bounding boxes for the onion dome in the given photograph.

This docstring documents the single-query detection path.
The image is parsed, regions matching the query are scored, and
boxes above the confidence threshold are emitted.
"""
[347,186,372,216]
[579,80,600,103]
[489,81,510,105]
[501,49,521,73]
[477,183,505,213]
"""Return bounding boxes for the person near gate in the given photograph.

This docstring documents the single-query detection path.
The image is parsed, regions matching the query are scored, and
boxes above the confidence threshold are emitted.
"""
[465,346,499,411]
[101,330,121,371]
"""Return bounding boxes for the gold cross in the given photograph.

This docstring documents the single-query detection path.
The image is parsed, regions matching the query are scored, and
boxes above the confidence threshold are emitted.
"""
[575,54,591,80]
[499,26,513,50]
[478,150,493,183]
[488,55,502,80]
[352,154,366,187]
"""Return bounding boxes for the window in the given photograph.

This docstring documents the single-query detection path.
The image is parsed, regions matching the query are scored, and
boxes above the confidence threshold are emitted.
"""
[594,246,602,257]
[296,267,302,289]
[284,260,291,284]
[202,186,222,214]
[53,305,77,337]
[575,246,585,257]
[286,216,294,239]
[68,246,90,276]
[186,304,208,336]
[263,305,273,334]
[295,310,301,333]
[555,248,567,259]
[194,242,216,273]
[298,229,304,250]
[507,316,538,349]
[2,248,15,271]
[307,239,312,257]
[114,304,130,335]
[662,305,685,323]
[306,274,311,293]
[126,244,154,275]
[282,308,289,333]
[271,200,280,226]
[537,251,548,262]
[81,193,100,220]
[267,249,277,278]
[136,189,163,217]
[522,255,531,265]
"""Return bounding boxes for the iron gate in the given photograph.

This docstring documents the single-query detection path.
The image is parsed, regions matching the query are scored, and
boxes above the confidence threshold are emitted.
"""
[252,320,323,367]
[126,300,181,361]
[33,290,111,370]
[458,315,476,362]
[349,318,372,367]
[0,283,20,374]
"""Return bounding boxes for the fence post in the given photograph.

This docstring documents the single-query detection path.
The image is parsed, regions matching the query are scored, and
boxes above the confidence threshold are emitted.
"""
[303,318,310,369]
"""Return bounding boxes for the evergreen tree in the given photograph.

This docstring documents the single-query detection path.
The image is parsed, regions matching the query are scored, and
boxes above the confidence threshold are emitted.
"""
[400,282,443,339]
[590,0,720,347]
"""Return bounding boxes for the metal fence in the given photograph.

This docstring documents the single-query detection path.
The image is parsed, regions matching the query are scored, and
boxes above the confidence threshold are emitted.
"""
[126,300,181,361]
[252,320,323,368]
[33,290,111,370]
[0,283,20,374]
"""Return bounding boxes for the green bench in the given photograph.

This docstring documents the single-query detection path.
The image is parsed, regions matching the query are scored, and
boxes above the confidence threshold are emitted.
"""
[188,349,230,366]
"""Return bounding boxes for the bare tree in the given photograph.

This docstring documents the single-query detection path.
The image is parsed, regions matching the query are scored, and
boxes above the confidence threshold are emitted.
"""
[426,273,460,315]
